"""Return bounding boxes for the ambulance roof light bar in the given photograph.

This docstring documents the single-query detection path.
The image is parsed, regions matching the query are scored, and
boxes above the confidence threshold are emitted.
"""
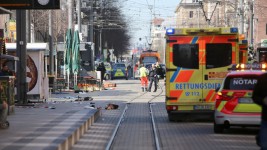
[230,63,267,71]
[230,27,238,33]
[166,28,175,35]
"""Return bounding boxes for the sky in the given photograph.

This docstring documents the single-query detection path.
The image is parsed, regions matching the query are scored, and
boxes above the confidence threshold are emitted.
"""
[119,0,181,48]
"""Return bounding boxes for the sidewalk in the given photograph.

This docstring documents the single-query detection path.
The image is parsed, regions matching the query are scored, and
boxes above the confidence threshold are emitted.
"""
[0,93,101,150]
[0,79,144,150]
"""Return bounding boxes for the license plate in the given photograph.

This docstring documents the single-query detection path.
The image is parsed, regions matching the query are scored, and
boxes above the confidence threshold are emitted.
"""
[238,98,253,103]
[194,105,212,110]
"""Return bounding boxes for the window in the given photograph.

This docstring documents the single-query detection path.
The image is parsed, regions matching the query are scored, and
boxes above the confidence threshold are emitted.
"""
[173,44,199,69]
[206,43,232,69]
[223,76,259,90]
[189,11,193,18]
[114,64,126,68]
[142,57,158,64]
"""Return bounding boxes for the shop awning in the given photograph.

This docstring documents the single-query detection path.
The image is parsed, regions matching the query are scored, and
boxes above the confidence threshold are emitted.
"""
[0,54,19,61]
[5,43,49,51]
[0,7,12,14]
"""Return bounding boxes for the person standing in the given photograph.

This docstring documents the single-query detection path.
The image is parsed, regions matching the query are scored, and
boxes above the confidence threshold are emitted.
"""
[0,65,14,76]
[148,64,158,92]
[252,73,267,149]
[139,64,148,92]
[127,64,132,79]
[155,62,164,79]
[97,62,106,85]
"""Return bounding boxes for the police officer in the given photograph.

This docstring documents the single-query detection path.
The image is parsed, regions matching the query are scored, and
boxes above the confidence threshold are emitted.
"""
[97,62,106,85]
[148,64,158,92]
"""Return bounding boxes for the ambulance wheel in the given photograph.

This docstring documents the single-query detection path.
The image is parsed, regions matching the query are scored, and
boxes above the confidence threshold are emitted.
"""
[168,114,175,122]
[125,77,128,80]
[214,122,224,133]
[0,121,9,129]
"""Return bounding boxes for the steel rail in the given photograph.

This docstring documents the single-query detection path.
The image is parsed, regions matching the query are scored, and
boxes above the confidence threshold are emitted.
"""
[105,104,128,150]
[105,82,164,150]
[105,90,147,150]
[149,103,161,150]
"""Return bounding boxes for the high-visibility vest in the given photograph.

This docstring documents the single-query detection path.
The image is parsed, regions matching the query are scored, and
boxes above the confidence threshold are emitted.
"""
[139,67,148,77]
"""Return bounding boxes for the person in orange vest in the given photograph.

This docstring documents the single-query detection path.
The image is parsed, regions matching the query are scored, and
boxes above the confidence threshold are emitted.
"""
[138,64,148,92]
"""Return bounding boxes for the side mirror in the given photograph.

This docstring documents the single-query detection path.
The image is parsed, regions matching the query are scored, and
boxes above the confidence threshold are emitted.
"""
[215,87,220,92]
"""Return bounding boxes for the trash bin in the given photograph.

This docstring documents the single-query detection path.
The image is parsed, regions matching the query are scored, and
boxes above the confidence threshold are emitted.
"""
[0,76,15,115]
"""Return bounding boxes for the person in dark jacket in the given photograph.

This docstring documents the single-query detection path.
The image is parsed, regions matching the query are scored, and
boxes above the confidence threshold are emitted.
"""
[155,62,163,79]
[97,62,106,85]
[252,73,267,149]
[147,64,158,92]
[0,65,13,76]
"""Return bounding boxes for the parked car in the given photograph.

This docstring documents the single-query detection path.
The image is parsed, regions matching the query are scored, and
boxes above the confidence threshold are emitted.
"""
[214,64,264,133]
[111,63,128,80]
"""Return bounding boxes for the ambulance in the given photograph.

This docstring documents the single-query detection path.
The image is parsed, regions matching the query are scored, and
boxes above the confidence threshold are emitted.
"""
[214,63,264,133]
[165,27,243,121]
[238,34,248,64]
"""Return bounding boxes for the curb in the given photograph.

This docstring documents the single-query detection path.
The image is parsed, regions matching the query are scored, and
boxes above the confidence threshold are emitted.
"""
[57,108,101,150]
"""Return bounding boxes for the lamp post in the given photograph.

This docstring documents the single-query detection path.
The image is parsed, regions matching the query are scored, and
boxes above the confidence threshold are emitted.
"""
[99,27,102,61]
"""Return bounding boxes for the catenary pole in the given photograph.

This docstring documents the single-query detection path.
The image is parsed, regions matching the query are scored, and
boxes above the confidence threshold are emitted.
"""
[250,0,254,46]
[16,10,27,104]
[49,10,55,91]
[240,0,244,34]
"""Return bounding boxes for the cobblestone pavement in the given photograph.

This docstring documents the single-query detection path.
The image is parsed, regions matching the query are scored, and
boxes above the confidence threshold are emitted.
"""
[0,79,259,150]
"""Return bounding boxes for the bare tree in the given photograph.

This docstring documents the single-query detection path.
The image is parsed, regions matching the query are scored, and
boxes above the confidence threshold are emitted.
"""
[31,7,68,43]
[94,0,130,58]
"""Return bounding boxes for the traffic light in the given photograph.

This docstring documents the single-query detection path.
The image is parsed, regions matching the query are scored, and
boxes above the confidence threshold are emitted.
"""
[33,0,60,9]
[0,0,60,9]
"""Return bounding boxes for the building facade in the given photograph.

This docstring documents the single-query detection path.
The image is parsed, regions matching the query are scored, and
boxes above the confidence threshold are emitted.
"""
[254,0,267,48]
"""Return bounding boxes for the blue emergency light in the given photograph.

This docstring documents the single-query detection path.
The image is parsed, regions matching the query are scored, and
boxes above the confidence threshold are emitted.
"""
[241,40,248,44]
[230,27,238,33]
[166,28,175,35]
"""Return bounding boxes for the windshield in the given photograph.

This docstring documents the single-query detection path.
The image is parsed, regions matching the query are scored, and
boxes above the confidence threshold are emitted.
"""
[114,64,126,68]
[142,57,157,64]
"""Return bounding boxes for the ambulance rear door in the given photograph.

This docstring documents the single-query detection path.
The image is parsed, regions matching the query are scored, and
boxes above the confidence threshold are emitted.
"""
[202,34,239,106]
[167,35,203,104]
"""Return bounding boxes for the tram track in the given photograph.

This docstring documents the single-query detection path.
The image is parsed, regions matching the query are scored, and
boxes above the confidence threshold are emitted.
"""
[105,83,164,150]
[70,79,259,150]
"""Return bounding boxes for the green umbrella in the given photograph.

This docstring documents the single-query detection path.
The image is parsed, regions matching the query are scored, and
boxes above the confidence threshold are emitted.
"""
[71,30,80,74]
[64,29,72,73]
